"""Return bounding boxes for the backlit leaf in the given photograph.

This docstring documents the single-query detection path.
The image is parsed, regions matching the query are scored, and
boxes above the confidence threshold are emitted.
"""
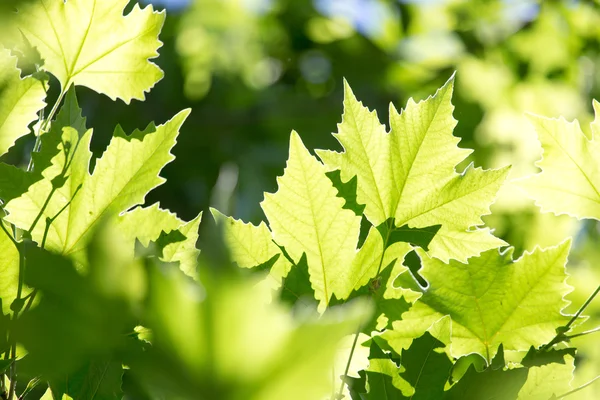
[12,0,165,102]
[317,77,509,262]
[517,104,600,221]
[0,48,46,156]
[383,240,572,364]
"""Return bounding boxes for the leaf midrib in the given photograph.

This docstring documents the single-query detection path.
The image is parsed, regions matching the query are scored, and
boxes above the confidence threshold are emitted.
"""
[63,126,175,255]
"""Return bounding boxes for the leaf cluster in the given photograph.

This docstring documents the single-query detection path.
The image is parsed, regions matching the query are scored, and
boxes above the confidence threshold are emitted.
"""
[0,1,598,400]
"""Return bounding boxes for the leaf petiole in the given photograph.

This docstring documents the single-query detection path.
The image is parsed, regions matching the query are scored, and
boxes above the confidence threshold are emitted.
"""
[556,375,600,399]
[544,284,600,350]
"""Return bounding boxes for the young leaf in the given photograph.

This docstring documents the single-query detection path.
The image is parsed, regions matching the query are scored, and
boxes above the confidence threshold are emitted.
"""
[5,104,190,262]
[12,0,165,102]
[516,105,600,221]
[117,203,201,278]
[382,239,572,364]
[261,131,361,311]
[317,77,510,262]
[0,48,46,156]
[211,208,292,287]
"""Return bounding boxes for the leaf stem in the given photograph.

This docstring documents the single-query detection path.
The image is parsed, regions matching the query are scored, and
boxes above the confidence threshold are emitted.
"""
[374,219,393,277]
[335,326,361,400]
[544,284,600,350]
[27,134,76,236]
[6,86,68,400]
[556,375,600,399]
[564,326,600,341]
[565,285,600,330]
[27,88,67,172]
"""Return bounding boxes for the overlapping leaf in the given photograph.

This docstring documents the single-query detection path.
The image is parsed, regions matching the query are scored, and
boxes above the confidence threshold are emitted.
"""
[211,208,292,288]
[4,88,191,263]
[117,204,202,278]
[516,355,574,400]
[317,77,510,262]
[261,132,362,310]
[517,102,600,221]
[0,48,46,156]
[12,0,165,102]
[382,240,572,363]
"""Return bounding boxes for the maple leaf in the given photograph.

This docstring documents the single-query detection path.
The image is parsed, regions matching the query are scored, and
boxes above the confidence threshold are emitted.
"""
[211,208,292,290]
[117,203,202,279]
[516,102,600,221]
[261,131,362,311]
[0,48,47,156]
[382,240,573,364]
[12,0,165,103]
[317,77,510,262]
[4,88,190,263]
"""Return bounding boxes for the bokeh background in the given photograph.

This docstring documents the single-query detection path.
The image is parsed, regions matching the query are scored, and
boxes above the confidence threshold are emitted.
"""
[4,0,600,397]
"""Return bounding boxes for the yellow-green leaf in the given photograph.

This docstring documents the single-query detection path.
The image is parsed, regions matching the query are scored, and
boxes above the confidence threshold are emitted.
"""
[0,48,46,156]
[117,203,201,278]
[5,103,190,263]
[211,208,292,289]
[382,240,572,364]
[261,131,361,311]
[13,0,165,103]
[317,77,509,262]
[517,106,600,221]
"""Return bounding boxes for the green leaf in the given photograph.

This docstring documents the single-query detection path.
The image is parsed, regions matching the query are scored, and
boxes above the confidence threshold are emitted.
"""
[516,355,574,400]
[211,208,292,289]
[364,367,407,399]
[398,326,453,399]
[0,48,46,156]
[317,77,509,262]
[362,340,412,399]
[0,163,37,203]
[160,212,202,279]
[377,220,441,252]
[0,220,21,316]
[382,240,572,364]
[364,259,414,332]
[335,226,412,301]
[12,0,165,102]
[5,107,190,263]
[49,359,123,400]
[261,131,362,310]
[326,170,366,215]
[118,203,202,278]
[0,85,85,204]
[15,244,133,378]
[444,351,528,400]
[517,104,600,221]
[33,85,88,177]
[332,333,371,400]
